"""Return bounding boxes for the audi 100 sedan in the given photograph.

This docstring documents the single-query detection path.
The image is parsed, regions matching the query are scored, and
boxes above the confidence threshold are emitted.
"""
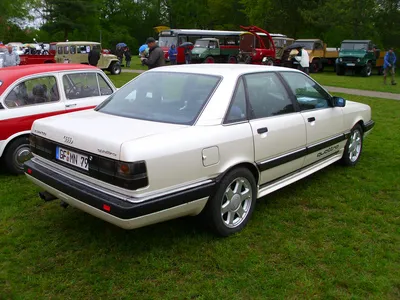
[24,64,374,236]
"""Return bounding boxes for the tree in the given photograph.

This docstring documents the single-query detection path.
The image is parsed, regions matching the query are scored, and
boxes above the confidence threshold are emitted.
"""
[42,0,101,41]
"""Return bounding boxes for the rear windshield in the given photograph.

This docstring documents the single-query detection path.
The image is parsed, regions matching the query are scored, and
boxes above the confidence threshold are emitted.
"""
[96,72,221,125]
[341,43,368,50]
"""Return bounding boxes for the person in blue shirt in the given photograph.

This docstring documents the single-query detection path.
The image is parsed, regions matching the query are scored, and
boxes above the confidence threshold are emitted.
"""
[384,48,397,85]
[168,44,177,65]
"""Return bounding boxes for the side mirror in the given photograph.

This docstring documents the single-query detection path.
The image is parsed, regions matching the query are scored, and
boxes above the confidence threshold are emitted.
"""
[332,96,346,107]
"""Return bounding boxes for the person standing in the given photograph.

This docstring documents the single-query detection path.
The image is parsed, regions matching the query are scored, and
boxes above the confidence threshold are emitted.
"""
[88,47,101,67]
[184,47,192,64]
[168,44,177,65]
[141,37,165,69]
[384,48,397,85]
[294,46,309,74]
[124,47,132,68]
[3,44,20,67]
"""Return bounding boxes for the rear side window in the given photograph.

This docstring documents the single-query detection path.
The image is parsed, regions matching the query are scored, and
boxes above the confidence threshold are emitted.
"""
[4,76,59,108]
[63,73,100,100]
[97,74,113,96]
[64,46,69,54]
[57,47,63,54]
[70,46,76,54]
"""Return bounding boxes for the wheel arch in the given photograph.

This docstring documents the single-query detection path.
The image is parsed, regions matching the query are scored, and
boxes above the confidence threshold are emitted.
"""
[216,162,260,186]
[0,131,31,158]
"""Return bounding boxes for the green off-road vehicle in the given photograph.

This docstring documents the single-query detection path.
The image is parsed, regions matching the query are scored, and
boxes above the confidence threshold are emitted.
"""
[336,40,385,77]
[191,38,238,63]
[55,41,121,75]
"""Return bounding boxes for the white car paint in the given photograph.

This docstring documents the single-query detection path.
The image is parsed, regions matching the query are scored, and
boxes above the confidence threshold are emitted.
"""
[25,64,374,233]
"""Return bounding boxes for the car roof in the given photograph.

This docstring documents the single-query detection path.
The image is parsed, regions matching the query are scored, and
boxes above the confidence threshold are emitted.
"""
[295,39,320,42]
[341,40,371,43]
[56,41,100,46]
[147,64,302,77]
[0,64,98,95]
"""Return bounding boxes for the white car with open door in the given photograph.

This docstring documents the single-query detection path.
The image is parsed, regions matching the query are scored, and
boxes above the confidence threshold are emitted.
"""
[25,64,374,236]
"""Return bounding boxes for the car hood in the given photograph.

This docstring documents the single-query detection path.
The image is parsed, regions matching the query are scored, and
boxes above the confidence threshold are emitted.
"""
[339,50,366,58]
[31,109,188,160]
[191,48,207,55]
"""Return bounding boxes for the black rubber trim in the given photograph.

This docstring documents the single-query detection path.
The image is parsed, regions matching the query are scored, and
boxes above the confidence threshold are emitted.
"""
[257,133,347,172]
[24,160,215,220]
[363,120,375,132]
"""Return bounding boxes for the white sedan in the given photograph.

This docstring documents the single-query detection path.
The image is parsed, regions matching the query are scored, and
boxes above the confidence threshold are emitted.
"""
[25,64,374,236]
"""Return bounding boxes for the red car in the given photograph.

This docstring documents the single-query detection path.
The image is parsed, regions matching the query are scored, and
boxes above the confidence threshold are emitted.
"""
[0,64,117,174]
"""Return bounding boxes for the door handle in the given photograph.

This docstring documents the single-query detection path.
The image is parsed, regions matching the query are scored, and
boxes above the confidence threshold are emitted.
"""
[307,117,316,122]
[257,127,268,134]
[66,103,77,108]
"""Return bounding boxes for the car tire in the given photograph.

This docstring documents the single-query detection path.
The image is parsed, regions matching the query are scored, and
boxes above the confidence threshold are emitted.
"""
[204,56,215,63]
[340,124,363,166]
[109,62,121,75]
[204,168,257,236]
[4,136,32,175]
[228,56,237,64]
[361,63,372,77]
[310,59,320,73]
[336,65,345,75]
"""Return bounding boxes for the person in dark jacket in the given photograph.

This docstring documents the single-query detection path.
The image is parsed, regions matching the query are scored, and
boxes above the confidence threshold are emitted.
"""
[141,37,165,69]
[88,47,100,66]
[124,47,132,68]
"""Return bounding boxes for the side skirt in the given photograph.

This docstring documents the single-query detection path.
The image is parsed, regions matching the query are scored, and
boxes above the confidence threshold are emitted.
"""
[257,151,342,199]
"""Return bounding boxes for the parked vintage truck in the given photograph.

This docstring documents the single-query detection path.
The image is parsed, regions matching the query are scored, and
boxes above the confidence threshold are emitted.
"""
[191,38,238,63]
[291,39,339,73]
[237,25,276,65]
[336,40,385,77]
[19,54,56,65]
[271,35,294,65]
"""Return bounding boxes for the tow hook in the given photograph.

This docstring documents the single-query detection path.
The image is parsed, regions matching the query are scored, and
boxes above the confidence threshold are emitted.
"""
[38,191,57,202]
[60,201,69,209]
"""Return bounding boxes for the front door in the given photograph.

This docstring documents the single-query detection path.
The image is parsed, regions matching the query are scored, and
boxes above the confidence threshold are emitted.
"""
[280,71,345,166]
[61,71,114,112]
[244,72,307,184]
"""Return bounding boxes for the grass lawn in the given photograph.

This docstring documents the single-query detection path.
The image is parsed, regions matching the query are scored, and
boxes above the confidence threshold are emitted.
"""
[1,80,399,298]
[311,68,400,94]
[108,72,138,88]
[121,56,151,71]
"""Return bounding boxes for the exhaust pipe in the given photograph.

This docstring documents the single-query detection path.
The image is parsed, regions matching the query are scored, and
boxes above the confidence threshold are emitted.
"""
[60,201,69,209]
[38,191,57,202]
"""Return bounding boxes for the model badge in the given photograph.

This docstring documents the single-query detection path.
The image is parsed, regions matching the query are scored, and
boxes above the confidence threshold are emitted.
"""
[34,130,47,136]
[63,136,73,144]
[97,149,117,157]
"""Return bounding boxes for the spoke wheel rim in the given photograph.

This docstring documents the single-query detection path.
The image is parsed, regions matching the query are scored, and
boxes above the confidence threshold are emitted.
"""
[221,177,252,228]
[348,130,362,162]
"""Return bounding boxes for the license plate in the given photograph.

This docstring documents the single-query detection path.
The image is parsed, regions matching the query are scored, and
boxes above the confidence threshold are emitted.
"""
[56,146,89,171]
[346,63,355,66]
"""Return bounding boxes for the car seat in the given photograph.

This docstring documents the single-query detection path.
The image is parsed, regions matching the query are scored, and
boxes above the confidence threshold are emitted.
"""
[32,84,47,104]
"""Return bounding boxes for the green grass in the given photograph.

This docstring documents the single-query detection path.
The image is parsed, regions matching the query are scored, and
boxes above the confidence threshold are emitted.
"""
[121,56,152,71]
[109,72,138,88]
[311,68,400,94]
[1,86,400,298]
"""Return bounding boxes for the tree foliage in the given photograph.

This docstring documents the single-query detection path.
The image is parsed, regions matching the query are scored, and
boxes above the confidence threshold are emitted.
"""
[0,0,399,51]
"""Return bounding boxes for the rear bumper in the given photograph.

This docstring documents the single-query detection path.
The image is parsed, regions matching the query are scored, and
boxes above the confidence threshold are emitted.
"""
[24,159,212,229]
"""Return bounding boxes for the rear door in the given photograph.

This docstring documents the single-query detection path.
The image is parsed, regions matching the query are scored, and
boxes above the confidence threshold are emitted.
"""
[61,71,115,112]
[245,72,307,184]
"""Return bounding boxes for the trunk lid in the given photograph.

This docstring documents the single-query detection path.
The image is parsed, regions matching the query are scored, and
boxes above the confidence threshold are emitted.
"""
[32,109,188,160]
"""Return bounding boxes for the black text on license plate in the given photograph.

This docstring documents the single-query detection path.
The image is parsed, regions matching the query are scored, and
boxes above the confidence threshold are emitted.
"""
[56,147,89,170]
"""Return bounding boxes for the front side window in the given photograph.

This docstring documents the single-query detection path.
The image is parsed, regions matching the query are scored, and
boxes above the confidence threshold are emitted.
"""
[245,72,294,119]
[4,76,59,108]
[63,73,100,100]
[280,72,331,110]
[225,78,247,123]
[77,45,90,54]
[70,46,76,54]
[96,72,221,125]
